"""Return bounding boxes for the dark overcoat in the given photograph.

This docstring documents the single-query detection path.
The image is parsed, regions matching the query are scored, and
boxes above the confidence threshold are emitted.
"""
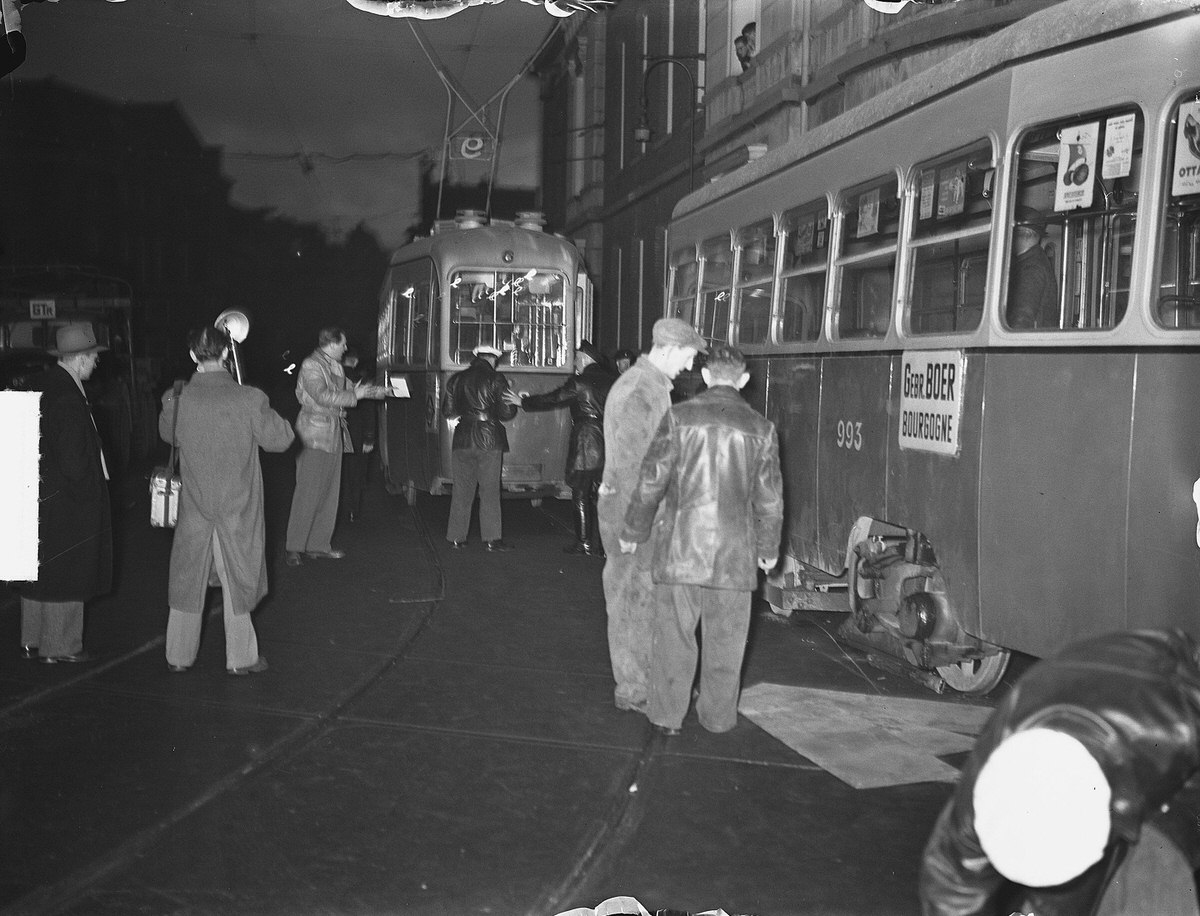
[19,364,113,602]
[160,370,294,615]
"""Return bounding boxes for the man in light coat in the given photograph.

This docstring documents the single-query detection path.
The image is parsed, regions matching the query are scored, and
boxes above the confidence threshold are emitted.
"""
[18,325,112,664]
[285,327,384,565]
[620,345,783,735]
[598,317,706,714]
[160,325,295,674]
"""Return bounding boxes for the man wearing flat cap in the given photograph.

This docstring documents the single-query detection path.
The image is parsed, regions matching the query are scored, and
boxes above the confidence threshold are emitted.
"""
[598,317,707,715]
[442,343,521,551]
[1006,205,1060,329]
[520,340,616,557]
[17,325,112,664]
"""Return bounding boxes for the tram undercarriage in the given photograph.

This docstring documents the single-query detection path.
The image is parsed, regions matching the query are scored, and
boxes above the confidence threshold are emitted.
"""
[765,516,1010,695]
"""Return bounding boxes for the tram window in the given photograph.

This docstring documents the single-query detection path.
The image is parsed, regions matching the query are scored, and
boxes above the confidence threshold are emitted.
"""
[699,234,734,344]
[449,269,568,368]
[668,247,699,325]
[778,200,829,342]
[1007,108,1143,330]
[384,261,433,365]
[734,218,776,345]
[907,141,993,334]
[1156,92,1200,329]
[835,176,900,338]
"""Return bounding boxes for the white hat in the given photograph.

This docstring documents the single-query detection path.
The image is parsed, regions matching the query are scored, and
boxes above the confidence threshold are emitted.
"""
[973,728,1111,887]
[472,344,502,358]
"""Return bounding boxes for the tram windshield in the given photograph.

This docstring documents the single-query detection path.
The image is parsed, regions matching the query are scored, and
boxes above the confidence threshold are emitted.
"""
[1157,91,1200,330]
[449,269,568,368]
[1007,107,1143,330]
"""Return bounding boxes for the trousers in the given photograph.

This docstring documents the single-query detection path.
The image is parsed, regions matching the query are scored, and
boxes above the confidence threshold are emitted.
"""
[21,598,84,658]
[598,489,660,708]
[650,585,751,733]
[447,447,503,543]
[166,531,259,671]
[286,447,342,553]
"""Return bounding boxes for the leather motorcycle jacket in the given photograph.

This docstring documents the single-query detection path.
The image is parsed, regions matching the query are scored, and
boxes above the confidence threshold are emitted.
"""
[442,357,517,452]
[522,362,615,474]
[620,385,783,591]
[919,628,1200,916]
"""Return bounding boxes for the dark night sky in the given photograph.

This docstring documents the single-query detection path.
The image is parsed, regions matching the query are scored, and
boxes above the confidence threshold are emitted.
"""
[14,0,559,251]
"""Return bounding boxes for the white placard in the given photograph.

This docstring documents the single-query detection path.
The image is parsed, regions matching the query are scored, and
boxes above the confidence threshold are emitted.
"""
[0,391,41,581]
[388,376,410,398]
[857,187,880,238]
[1102,113,1135,180]
[1172,100,1200,197]
[898,350,965,457]
[1055,122,1098,212]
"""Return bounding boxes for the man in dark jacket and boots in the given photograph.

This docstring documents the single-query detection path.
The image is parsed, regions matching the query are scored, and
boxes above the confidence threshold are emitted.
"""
[919,628,1200,916]
[521,341,614,556]
[442,343,520,551]
[619,345,783,736]
[18,325,113,664]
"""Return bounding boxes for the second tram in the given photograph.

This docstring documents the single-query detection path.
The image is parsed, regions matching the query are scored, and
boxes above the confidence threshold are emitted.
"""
[666,0,1200,692]
[377,211,593,505]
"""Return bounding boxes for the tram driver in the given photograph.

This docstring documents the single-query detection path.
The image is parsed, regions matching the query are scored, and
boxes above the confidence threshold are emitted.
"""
[1006,205,1060,329]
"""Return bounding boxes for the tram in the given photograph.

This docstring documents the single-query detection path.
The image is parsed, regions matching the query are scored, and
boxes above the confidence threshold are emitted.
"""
[665,0,1200,693]
[376,210,593,505]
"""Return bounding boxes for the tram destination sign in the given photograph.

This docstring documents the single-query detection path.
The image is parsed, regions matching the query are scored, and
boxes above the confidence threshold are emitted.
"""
[898,349,965,457]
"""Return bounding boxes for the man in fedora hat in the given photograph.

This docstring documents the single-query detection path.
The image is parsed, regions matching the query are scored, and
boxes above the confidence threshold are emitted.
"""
[599,317,707,715]
[442,342,521,551]
[17,324,112,664]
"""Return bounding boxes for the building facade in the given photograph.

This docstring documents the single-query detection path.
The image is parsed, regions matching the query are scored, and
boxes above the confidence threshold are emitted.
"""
[535,0,1063,356]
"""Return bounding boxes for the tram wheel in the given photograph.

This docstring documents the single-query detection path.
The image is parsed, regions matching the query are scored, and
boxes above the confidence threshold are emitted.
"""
[937,650,1010,695]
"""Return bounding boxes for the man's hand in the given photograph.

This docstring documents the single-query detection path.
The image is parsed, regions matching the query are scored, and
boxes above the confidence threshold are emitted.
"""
[355,382,387,400]
[619,539,638,555]
[363,443,375,454]
[757,556,777,572]
[502,389,523,407]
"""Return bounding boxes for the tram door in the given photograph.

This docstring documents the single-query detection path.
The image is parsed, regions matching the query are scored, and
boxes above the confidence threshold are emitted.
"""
[379,258,438,504]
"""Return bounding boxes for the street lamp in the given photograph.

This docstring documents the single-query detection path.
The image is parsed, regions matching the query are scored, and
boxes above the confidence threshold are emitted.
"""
[635,56,699,192]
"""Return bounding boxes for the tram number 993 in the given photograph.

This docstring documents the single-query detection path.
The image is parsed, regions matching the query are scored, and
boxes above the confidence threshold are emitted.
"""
[835,419,863,451]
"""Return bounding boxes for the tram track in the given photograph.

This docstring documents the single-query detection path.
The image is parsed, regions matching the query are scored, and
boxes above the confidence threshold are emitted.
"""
[1,494,677,916]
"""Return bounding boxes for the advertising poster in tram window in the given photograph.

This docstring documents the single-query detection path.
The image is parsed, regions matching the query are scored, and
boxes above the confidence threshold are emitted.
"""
[919,169,936,221]
[858,188,880,237]
[1055,122,1098,211]
[937,163,967,218]
[1172,100,1200,197]
[898,350,965,457]
[1102,113,1135,180]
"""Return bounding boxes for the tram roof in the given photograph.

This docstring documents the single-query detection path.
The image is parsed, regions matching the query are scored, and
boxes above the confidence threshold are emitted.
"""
[388,222,579,269]
[672,0,1193,223]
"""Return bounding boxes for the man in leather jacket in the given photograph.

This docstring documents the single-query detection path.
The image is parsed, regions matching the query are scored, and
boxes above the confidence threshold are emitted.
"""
[920,628,1200,916]
[442,343,520,551]
[520,341,615,556]
[619,345,783,736]
[285,328,384,566]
